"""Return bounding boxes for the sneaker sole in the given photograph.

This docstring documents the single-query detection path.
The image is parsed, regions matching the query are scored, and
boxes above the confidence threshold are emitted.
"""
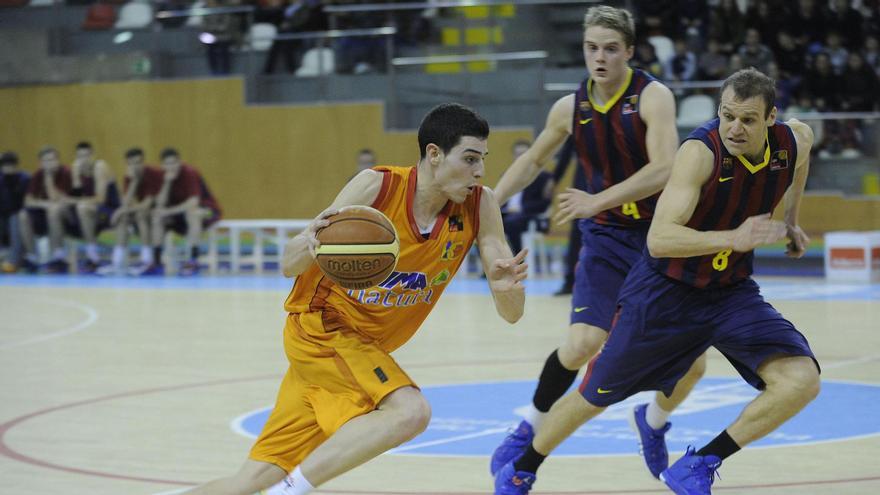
[659,471,687,495]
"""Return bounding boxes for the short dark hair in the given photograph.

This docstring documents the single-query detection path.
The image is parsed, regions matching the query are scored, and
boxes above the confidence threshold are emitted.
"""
[0,151,19,166]
[38,146,58,159]
[76,141,92,150]
[160,147,180,160]
[417,103,489,159]
[721,67,776,118]
[125,147,144,159]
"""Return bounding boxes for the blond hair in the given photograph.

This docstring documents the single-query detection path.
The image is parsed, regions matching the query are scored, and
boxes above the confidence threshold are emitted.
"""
[583,5,635,48]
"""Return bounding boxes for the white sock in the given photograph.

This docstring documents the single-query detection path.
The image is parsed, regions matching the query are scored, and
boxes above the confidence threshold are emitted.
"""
[263,467,314,495]
[645,398,671,430]
[52,247,67,260]
[112,245,126,268]
[140,245,154,264]
[86,243,99,262]
[523,404,546,431]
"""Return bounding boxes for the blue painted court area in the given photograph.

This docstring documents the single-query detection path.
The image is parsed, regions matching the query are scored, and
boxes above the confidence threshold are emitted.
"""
[234,378,880,456]
[2,273,879,300]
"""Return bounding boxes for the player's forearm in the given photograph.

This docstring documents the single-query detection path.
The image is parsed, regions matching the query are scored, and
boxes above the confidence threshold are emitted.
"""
[647,222,737,258]
[591,160,671,212]
[495,158,543,206]
[492,288,525,323]
[281,233,314,278]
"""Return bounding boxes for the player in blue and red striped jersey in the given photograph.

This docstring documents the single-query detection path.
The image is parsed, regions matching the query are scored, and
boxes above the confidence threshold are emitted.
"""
[491,5,706,488]
[499,68,820,495]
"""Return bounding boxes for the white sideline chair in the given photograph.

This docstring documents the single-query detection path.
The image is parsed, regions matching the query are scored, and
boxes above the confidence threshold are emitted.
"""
[206,219,311,274]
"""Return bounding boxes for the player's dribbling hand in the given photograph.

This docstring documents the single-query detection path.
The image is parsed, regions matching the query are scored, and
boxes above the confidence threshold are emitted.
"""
[554,188,601,225]
[488,249,528,291]
[784,224,809,259]
[732,213,787,252]
[304,209,338,257]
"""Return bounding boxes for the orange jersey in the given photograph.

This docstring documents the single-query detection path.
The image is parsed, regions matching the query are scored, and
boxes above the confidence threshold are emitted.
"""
[284,166,482,352]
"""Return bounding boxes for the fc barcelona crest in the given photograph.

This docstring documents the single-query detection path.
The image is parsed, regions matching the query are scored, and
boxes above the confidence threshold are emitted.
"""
[722,157,733,169]
[770,150,790,171]
[579,100,592,112]
[622,94,639,114]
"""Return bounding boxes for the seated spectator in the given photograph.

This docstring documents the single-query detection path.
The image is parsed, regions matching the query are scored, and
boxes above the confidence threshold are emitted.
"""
[355,148,376,173]
[737,28,774,74]
[773,31,806,80]
[799,52,841,111]
[141,148,221,276]
[665,38,697,83]
[263,0,327,75]
[677,0,708,44]
[839,52,880,111]
[631,41,664,79]
[864,35,880,77]
[822,0,864,50]
[697,38,728,80]
[823,31,849,75]
[784,0,824,49]
[708,0,745,54]
[98,147,164,276]
[500,140,552,257]
[0,152,29,273]
[767,62,795,111]
[19,147,74,274]
[69,141,120,274]
[202,0,241,75]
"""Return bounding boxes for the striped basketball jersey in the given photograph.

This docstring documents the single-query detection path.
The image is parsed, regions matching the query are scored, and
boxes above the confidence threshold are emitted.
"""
[572,67,658,227]
[649,118,798,288]
[285,166,482,352]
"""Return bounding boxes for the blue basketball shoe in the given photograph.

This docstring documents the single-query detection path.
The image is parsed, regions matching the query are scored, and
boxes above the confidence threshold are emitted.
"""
[494,460,536,495]
[660,446,722,495]
[490,420,534,475]
[628,403,671,478]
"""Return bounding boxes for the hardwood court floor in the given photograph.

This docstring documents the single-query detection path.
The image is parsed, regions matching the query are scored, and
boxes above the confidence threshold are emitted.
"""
[1,275,879,495]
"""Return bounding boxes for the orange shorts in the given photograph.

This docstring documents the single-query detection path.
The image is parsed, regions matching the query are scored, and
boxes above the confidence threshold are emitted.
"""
[248,311,416,472]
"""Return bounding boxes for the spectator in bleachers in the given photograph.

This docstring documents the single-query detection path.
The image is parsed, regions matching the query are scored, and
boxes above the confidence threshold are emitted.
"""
[69,141,120,274]
[141,147,221,276]
[355,148,376,173]
[203,0,242,75]
[823,0,865,50]
[500,140,552,258]
[156,0,190,29]
[334,0,387,74]
[725,53,745,77]
[634,0,679,38]
[839,52,880,111]
[737,28,775,75]
[631,41,664,79]
[708,0,746,54]
[767,61,795,111]
[799,52,841,111]
[697,38,729,80]
[772,31,806,80]
[665,38,697,83]
[676,0,709,44]
[263,0,327,74]
[865,35,880,76]
[745,0,780,52]
[99,147,164,276]
[785,0,825,49]
[823,31,849,74]
[20,147,73,274]
[0,152,29,273]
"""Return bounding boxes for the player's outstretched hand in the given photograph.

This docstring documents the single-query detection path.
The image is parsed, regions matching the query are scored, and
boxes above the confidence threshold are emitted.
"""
[785,224,810,259]
[304,209,338,257]
[488,249,528,292]
[732,213,787,252]
[554,188,601,225]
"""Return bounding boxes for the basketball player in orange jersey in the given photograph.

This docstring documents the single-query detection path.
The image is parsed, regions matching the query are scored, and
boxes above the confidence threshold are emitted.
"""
[491,6,706,485]
[184,103,527,495]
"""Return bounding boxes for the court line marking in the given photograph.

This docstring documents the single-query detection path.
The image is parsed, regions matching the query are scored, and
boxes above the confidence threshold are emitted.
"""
[0,297,99,350]
[1,364,878,492]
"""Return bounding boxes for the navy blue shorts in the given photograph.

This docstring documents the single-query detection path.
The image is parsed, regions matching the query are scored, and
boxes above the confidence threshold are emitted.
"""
[65,204,116,238]
[579,257,820,407]
[165,208,221,235]
[26,207,78,237]
[570,220,648,330]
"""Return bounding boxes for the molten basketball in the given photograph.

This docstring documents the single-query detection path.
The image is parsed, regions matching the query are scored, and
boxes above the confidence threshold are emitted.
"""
[315,206,399,289]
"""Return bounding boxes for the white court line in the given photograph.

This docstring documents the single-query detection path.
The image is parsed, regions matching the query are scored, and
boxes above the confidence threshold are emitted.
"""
[0,297,99,350]
[151,489,189,495]
[387,426,510,453]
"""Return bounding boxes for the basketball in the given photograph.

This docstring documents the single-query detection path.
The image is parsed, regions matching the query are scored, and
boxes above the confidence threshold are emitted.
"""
[314,206,399,289]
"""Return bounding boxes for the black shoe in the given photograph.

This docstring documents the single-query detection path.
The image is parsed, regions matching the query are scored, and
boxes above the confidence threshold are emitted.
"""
[21,259,39,274]
[46,259,69,274]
